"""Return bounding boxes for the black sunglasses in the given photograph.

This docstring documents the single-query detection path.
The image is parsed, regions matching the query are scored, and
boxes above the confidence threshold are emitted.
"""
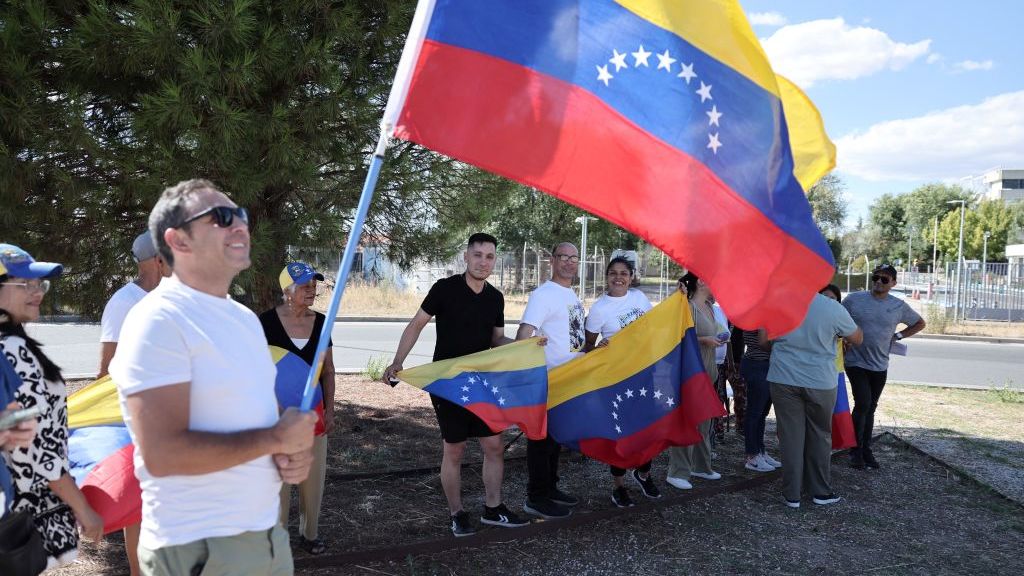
[871,275,892,284]
[182,206,249,228]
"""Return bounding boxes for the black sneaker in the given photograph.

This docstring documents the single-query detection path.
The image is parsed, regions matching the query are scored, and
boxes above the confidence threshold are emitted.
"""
[611,486,635,508]
[523,498,571,519]
[812,493,842,506]
[481,503,529,528]
[450,510,476,537]
[863,451,880,469]
[631,469,662,499]
[548,487,579,507]
[850,450,866,470]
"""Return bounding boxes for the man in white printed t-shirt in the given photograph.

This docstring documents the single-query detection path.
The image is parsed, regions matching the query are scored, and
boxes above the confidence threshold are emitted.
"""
[110,179,316,576]
[515,241,585,520]
[98,230,171,379]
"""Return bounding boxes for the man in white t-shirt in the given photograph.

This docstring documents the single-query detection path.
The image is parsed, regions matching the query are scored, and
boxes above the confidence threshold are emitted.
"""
[515,242,585,519]
[110,179,316,576]
[98,230,170,378]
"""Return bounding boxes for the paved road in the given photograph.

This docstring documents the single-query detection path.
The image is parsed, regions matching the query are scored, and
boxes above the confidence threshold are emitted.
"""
[25,322,1023,389]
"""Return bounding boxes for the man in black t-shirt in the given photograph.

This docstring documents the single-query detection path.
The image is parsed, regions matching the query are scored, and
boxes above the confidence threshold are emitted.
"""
[383,233,528,537]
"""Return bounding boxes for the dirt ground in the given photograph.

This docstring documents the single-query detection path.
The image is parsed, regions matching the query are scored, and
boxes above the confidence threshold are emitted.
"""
[55,377,1024,576]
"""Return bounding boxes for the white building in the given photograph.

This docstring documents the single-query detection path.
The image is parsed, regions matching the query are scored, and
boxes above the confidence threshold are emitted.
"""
[981,168,1024,203]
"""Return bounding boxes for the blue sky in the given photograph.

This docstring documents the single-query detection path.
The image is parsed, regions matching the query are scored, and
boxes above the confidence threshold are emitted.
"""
[742,0,1024,226]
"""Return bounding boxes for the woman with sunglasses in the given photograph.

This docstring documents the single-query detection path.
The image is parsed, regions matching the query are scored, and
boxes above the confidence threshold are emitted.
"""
[665,272,724,490]
[0,244,104,570]
[258,262,335,555]
[583,257,659,507]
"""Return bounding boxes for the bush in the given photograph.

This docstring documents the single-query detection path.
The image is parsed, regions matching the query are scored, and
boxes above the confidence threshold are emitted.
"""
[923,304,949,334]
[363,354,389,381]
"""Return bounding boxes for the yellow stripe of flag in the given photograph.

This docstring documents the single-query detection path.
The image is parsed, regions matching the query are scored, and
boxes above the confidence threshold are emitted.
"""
[67,375,123,429]
[398,337,546,387]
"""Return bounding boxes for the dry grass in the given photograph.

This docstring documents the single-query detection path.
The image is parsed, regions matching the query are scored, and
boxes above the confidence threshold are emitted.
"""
[937,321,1024,338]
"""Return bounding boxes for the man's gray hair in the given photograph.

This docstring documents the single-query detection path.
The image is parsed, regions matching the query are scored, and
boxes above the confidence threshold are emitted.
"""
[148,178,220,267]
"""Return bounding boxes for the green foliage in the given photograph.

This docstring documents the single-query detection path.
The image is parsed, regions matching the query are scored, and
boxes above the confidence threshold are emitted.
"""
[0,0,521,315]
[922,303,948,335]
[987,386,1023,404]
[861,183,973,267]
[362,354,388,381]
[806,173,848,263]
[937,200,1024,261]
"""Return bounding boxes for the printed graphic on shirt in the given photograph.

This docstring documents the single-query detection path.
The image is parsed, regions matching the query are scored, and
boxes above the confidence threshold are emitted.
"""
[617,307,647,329]
[569,302,585,352]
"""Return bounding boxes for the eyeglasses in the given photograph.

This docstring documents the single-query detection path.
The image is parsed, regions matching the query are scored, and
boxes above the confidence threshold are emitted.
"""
[1,280,51,295]
[871,275,892,284]
[553,254,580,263]
[182,206,249,228]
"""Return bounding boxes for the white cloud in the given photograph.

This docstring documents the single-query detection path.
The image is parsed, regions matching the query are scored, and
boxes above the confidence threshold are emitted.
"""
[836,91,1024,181]
[760,18,931,87]
[927,53,943,64]
[747,11,787,27]
[953,59,994,72]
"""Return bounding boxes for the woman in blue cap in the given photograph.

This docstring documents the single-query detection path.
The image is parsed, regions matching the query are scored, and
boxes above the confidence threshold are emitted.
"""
[0,244,104,570]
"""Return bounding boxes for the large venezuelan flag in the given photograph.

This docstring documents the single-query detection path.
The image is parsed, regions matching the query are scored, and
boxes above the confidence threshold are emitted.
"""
[385,0,837,336]
[269,346,326,435]
[67,376,141,535]
[398,338,548,440]
[547,292,725,469]
[832,343,856,450]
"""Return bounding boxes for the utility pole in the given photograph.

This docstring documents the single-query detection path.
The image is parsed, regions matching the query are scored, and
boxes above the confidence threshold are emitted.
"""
[946,200,967,323]
[982,230,990,306]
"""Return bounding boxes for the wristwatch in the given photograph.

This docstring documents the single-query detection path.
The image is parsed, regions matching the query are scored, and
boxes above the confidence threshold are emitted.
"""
[894,332,904,341]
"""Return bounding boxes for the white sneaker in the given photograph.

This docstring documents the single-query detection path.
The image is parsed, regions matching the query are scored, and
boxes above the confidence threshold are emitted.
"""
[665,476,693,490]
[691,470,722,480]
[784,497,801,509]
[761,453,781,468]
[745,456,774,472]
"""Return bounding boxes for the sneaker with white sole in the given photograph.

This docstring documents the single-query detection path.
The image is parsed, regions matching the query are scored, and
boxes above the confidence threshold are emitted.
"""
[451,510,476,537]
[812,493,842,506]
[784,498,801,509]
[481,503,529,528]
[611,486,635,508]
[665,476,693,490]
[760,453,781,468]
[745,456,774,472]
[522,498,571,519]
[631,469,662,499]
[691,470,722,480]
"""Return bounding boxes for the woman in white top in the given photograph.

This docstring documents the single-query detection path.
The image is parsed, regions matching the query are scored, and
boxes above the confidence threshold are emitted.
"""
[583,257,659,507]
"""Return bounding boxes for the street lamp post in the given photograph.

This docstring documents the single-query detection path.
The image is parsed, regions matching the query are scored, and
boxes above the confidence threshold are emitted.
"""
[947,200,966,322]
[907,225,914,284]
[574,215,595,300]
[982,230,990,306]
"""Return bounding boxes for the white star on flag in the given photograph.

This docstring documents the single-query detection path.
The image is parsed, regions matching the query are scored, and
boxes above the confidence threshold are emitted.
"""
[613,401,619,409]
[482,379,490,386]
[706,105,722,126]
[609,49,628,72]
[596,64,613,87]
[461,385,469,392]
[666,396,675,407]
[461,396,469,403]
[654,390,663,399]
[656,49,676,72]
[677,62,697,84]
[612,412,618,420]
[632,44,651,67]
[615,424,622,434]
[491,386,499,394]
[616,394,623,402]
[625,389,634,398]
[696,81,713,102]
[639,388,648,397]
[707,133,722,154]
[468,375,477,384]
[498,397,506,405]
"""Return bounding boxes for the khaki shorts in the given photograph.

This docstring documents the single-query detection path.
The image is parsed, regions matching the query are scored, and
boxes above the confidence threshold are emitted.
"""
[138,524,292,576]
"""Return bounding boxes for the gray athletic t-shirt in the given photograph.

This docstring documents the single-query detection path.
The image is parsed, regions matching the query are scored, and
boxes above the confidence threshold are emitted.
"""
[842,291,922,372]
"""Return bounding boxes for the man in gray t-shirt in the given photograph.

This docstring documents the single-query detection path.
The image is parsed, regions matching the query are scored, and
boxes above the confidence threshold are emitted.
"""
[842,265,926,469]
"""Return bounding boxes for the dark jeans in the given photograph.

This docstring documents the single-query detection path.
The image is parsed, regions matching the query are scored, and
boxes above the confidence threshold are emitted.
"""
[845,365,888,454]
[610,460,652,478]
[526,435,561,501]
[741,358,772,456]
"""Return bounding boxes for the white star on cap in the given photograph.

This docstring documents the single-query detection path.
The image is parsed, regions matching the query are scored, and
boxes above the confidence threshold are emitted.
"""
[632,44,652,67]
[596,64,613,87]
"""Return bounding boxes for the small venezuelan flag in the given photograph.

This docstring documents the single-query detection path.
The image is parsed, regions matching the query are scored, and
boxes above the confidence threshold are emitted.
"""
[547,292,724,469]
[67,375,141,535]
[832,344,857,450]
[398,338,548,440]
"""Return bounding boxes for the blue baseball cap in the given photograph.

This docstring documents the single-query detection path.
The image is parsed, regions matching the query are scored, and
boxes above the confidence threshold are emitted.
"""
[0,244,63,279]
[279,262,324,291]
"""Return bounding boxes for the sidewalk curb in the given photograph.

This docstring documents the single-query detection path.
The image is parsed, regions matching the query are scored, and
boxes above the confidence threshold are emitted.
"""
[916,334,1024,345]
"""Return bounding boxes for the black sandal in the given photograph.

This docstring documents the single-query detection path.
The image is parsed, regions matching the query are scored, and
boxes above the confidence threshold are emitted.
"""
[300,537,326,555]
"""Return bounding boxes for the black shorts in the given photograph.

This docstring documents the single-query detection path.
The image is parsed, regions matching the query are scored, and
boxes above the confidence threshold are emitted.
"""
[430,394,499,444]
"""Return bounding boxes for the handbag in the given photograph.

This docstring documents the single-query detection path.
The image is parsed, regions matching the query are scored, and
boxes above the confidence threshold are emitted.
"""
[0,510,48,576]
